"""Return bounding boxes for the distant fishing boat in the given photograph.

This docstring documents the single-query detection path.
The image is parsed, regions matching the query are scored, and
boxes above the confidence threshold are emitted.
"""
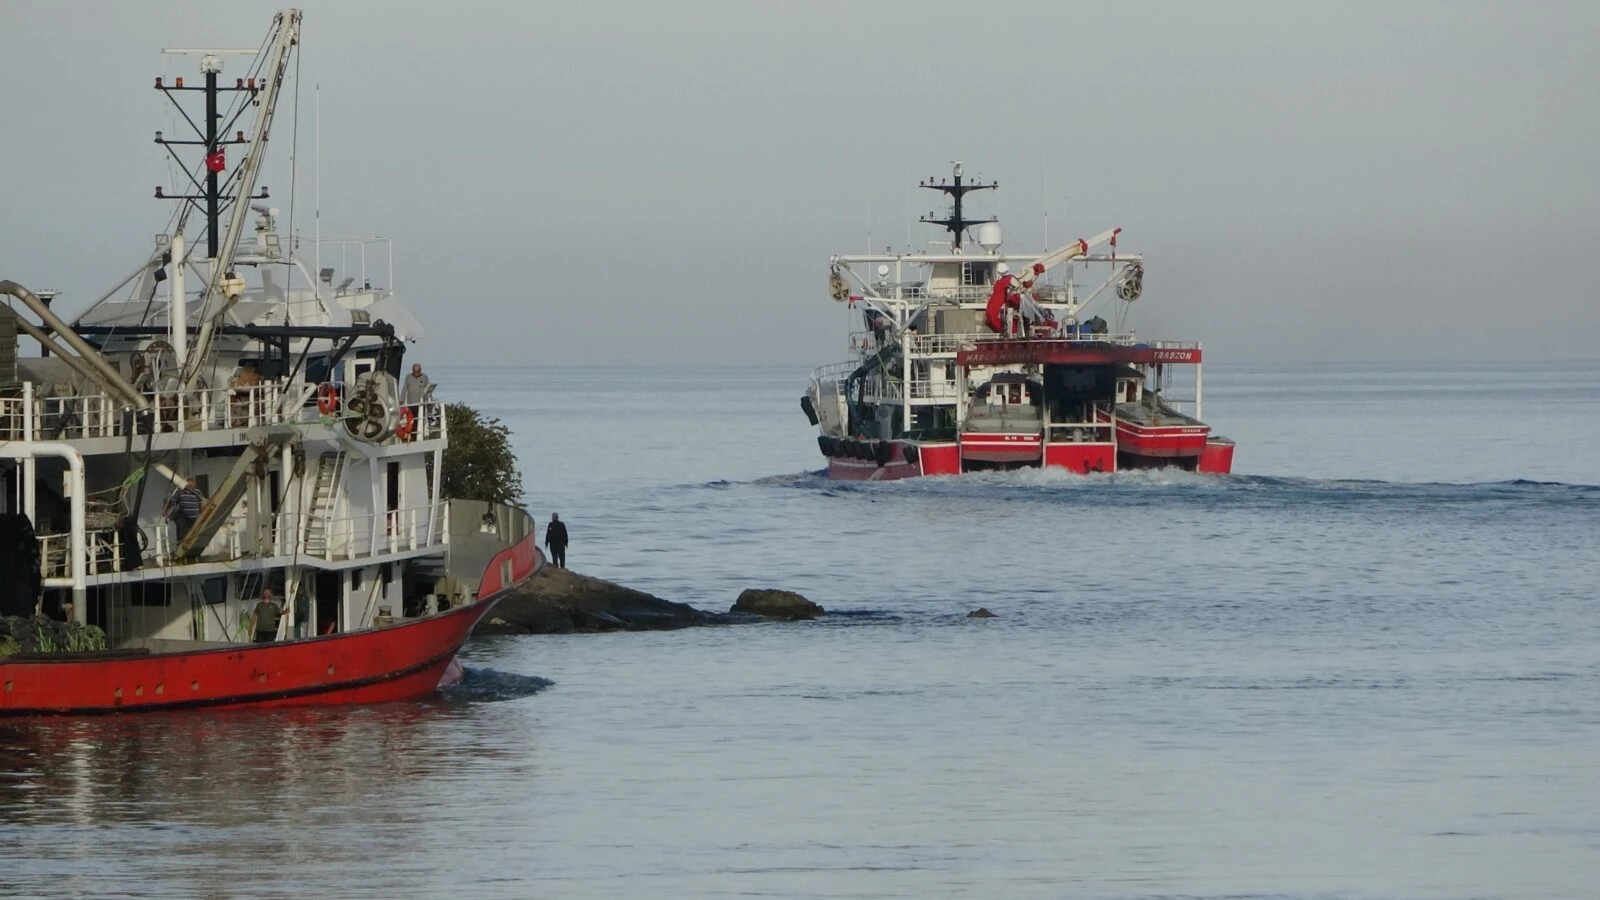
[0,8,541,715]
[802,163,1234,480]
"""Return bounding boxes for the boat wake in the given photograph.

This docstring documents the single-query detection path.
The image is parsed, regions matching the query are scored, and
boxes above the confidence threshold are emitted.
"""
[440,667,554,703]
[744,468,1599,509]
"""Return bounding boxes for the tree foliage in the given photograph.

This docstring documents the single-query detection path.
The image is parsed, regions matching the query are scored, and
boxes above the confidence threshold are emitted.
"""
[441,403,524,505]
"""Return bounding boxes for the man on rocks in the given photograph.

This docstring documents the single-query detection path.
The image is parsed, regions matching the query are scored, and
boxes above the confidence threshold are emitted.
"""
[545,513,569,569]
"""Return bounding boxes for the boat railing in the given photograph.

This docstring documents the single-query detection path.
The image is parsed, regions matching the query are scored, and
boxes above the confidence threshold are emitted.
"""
[309,502,450,562]
[860,378,962,403]
[0,382,445,446]
[906,379,961,400]
[920,285,991,302]
[1046,420,1116,443]
[808,360,861,385]
[904,332,1201,356]
[37,500,450,581]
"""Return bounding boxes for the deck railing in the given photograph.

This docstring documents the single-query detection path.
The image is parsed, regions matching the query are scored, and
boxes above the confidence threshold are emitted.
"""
[37,501,450,581]
[0,382,444,446]
[905,331,1164,355]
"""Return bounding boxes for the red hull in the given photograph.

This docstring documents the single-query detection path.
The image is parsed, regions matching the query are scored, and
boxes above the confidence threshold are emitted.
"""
[1,537,543,716]
[1197,438,1236,474]
[821,433,1227,478]
[1113,421,1209,457]
[959,432,1043,464]
[1042,442,1116,474]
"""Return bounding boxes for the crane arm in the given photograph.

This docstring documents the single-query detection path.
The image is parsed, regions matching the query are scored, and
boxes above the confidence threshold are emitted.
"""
[1016,227,1122,289]
[984,227,1122,333]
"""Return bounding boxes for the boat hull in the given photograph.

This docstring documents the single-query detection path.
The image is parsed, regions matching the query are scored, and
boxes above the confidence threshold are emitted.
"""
[959,432,1043,465]
[1197,438,1236,474]
[0,536,542,716]
[820,435,1230,478]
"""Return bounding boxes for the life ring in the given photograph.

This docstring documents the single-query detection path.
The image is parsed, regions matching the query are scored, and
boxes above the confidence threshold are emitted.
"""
[395,405,415,440]
[317,383,340,414]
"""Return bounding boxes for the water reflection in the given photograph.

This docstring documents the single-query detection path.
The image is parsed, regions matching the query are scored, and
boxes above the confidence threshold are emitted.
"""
[0,688,551,898]
[2,704,478,828]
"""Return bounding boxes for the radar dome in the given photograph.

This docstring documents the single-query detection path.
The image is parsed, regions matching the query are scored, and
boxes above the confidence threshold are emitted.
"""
[975,222,1003,253]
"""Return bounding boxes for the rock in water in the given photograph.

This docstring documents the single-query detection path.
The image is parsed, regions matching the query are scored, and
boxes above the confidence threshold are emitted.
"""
[484,567,710,634]
[731,588,824,620]
[967,607,997,618]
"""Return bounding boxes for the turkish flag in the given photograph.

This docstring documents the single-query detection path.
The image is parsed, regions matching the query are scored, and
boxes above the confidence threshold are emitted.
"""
[205,150,226,173]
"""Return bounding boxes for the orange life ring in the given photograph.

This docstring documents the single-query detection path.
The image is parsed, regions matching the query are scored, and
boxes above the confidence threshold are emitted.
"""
[317,383,339,414]
[395,405,415,439]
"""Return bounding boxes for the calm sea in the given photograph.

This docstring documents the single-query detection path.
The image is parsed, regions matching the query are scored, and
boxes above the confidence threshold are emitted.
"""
[3,361,1598,899]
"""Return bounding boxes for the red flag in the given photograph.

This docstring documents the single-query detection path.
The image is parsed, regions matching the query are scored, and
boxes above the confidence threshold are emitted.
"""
[205,150,226,173]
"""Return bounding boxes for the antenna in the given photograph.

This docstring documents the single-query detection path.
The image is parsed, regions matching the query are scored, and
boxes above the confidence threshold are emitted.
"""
[315,83,321,299]
[918,161,997,251]
[866,178,872,254]
[1042,151,1049,248]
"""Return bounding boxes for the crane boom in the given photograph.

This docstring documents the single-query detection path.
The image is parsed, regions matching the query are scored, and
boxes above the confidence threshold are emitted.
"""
[984,227,1122,333]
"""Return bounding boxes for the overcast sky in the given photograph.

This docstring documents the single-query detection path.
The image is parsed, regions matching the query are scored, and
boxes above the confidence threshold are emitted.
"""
[3,1,1596,366]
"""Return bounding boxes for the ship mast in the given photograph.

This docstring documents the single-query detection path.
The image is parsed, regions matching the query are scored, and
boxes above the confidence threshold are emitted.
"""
[918,161,997,251]
[153,8,302,388]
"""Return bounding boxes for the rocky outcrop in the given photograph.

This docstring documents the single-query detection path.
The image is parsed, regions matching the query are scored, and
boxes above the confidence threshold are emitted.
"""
[731,588,824,620]
[481,567,713,634]
[967,608,997,618]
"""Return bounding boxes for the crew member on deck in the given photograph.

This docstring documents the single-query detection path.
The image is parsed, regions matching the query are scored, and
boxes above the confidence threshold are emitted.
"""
[401,362,431,439]
[545,513,569,569]
[164,477,205,542]
[249,588,286,643]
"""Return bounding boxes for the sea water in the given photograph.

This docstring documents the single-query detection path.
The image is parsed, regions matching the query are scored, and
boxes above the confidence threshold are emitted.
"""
[2,361,1597,899]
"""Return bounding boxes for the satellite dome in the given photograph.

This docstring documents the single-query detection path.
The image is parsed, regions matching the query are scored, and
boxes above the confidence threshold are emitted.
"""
[975,222,1003,253]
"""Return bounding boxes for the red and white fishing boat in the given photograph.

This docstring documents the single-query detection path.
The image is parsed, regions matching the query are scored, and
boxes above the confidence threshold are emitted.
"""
[0,9,542,715]
[803,163,1235,480]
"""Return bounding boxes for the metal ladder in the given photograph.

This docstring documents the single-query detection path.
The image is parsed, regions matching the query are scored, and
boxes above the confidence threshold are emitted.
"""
[301,451,344,557]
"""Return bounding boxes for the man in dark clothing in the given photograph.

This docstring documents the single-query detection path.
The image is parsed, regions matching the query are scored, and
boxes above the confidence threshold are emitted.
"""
[544,513,568,569]
[164,477,205,542]
[249,588,285,643]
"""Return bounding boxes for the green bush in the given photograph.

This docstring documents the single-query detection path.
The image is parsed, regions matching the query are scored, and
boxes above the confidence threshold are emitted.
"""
[0,615,107,657]
[441,403,524,505]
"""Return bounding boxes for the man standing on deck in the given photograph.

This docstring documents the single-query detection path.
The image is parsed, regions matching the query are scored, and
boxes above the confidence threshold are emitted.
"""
[164,477,205,542]
[249,588,285,643]
[545,513,569,569]
[401,362,431,439]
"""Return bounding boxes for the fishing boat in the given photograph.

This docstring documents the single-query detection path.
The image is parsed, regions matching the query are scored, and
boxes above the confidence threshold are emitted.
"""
[802,163,1235,480]
[0,9,542,715]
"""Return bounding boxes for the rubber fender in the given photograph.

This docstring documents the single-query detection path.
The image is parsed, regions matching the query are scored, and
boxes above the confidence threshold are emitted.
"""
[874,440,891,467]
[817,435,829,456]
[903,444,919,467]
[800,395,819,426]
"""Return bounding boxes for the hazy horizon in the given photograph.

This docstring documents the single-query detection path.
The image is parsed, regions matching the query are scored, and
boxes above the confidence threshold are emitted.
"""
[3,1,1596,368]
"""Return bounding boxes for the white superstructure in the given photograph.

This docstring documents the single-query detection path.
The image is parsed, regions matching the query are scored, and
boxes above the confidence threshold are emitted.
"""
[0,9,467,647]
